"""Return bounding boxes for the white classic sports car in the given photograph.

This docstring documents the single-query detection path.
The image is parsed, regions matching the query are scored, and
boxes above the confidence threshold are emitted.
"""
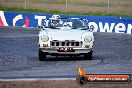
[38,15,94,61]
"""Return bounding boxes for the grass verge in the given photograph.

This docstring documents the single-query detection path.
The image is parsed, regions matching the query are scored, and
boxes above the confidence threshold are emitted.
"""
[0,6,132,17]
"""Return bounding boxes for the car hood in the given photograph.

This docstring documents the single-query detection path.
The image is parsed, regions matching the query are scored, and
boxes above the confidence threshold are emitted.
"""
[44,29,90,41]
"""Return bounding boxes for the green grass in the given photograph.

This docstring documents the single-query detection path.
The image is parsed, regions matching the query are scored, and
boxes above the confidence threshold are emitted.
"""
[0,6,132,17]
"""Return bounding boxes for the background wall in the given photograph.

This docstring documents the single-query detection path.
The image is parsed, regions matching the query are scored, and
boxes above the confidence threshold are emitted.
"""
[0,11,132,34]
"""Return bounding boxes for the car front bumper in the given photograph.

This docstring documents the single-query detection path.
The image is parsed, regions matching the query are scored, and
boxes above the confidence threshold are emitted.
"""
[40,47,93,55]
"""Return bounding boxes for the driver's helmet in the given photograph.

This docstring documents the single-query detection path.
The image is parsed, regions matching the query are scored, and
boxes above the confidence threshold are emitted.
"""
[52,19,59,24]
[49,15,61,27]
[52,15,61,19]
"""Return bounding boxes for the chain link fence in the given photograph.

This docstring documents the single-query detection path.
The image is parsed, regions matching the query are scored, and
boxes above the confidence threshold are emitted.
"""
[0,0,132,15]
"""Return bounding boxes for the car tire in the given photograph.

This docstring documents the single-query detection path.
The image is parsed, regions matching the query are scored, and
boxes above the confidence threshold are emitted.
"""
[39,49,46,61]
[84,50,93,60]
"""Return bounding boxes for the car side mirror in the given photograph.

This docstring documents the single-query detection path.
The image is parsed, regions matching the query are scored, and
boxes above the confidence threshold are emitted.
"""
[88,25,94,32]
[37,25,43,28]
[37,25,45,30]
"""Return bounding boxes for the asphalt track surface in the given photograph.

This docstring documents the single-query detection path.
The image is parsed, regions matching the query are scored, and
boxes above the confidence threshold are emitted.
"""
[0,26,132,79]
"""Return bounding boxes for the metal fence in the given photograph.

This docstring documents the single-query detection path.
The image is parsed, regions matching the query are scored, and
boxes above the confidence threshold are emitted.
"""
[0,0,132,14]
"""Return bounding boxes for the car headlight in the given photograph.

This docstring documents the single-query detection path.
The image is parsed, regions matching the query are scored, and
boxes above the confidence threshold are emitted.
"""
[41,35,49,42]
[84,36,92,43]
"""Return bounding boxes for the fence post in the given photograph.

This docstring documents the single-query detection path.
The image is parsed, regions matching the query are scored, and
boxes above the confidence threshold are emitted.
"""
[24,0,27,9]
[65,0,68,12]
[108,0,110,8]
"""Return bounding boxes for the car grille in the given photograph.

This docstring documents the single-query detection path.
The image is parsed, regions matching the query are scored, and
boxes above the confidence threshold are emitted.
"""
[50,40,82,47]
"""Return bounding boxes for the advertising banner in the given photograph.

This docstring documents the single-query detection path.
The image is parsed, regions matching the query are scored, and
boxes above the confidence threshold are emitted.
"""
[0,11,132,34]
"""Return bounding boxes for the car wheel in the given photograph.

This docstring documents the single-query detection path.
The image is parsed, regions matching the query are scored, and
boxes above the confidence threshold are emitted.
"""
[84,50,93,60]
[39,49,46,61]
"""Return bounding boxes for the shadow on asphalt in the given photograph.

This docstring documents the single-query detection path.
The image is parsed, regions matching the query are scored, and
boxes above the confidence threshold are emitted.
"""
[38,56,98,61]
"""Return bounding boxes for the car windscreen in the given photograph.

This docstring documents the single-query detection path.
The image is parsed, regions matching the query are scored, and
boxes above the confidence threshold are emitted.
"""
[45,18,87,30]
